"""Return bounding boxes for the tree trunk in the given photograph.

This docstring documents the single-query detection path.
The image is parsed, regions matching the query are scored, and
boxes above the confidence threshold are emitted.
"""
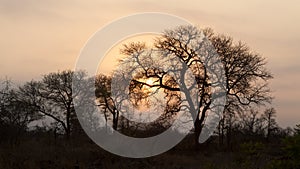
[193,104,210,149]
[112,111,119,130]
[221,119,224,147]
[66,110,71,140]
[194,118,202,149]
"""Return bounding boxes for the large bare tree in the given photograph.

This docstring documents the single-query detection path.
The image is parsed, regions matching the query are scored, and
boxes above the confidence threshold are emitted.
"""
[119,26,272,147]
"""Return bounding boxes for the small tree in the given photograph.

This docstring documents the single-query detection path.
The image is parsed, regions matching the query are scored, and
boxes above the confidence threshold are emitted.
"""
[294,123,300,135]
[262,107,278,140]
[0,79,40,143]
[95,74,120,130]
[19,70,86,139]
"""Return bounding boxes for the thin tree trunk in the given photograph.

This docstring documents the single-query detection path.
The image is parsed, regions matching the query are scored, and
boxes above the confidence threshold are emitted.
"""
[194,118,202,149]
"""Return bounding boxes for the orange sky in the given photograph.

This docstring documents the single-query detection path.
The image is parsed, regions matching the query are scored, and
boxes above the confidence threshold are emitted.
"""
[0,0,299,127]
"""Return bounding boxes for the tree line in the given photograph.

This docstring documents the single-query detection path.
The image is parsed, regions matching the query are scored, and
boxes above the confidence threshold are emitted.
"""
[1,25,300,169]
[0,26,298,147]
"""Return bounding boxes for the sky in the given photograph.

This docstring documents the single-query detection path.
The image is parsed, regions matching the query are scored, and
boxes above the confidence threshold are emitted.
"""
[0,0,299,127]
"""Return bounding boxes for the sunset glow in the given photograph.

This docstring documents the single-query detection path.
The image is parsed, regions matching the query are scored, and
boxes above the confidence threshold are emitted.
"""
[1,0,300,127]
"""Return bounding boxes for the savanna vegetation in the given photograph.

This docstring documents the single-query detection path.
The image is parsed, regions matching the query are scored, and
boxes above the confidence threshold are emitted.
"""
[0,26,299,169]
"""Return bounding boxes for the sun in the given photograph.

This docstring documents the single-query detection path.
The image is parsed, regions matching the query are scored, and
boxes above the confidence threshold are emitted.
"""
[143,78,157,93]
[145,79,154,86]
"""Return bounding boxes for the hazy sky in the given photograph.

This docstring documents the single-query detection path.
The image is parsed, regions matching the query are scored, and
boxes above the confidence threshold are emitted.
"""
[0,0,299,127]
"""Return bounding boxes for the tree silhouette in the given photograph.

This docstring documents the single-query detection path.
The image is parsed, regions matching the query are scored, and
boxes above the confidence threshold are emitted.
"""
[19,70,87,138]
[95,74,119,130]
[118,26,273,147]
[294,123,300,135]
[0,79,40,143]
[262,107,278,141]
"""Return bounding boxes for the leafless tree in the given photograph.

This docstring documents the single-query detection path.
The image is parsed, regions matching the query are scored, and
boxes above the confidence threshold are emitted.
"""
[0,79,40,143]
[262,107,278,140]
[118,25,272,147]
[19,70,87,138]
[95,74,120,130]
